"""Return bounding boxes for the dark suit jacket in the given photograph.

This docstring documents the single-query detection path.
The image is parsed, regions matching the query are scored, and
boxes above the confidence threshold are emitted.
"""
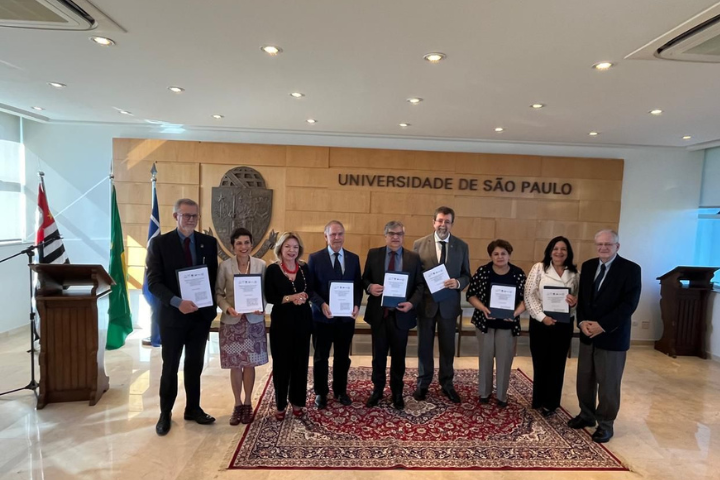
[146,229,219,327]
[362,246,424,330]
[307,248,363,323]
[413,233,471,319]
[577,255,641,351]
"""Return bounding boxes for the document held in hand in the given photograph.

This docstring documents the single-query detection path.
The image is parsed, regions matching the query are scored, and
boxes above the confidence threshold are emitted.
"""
[176,265,213,308]
[422,263,453,302]
[542,286,571,323]
[489,283,517,319]
[381,271,409,308]
[233,274,264,318]
[329,281,355,317]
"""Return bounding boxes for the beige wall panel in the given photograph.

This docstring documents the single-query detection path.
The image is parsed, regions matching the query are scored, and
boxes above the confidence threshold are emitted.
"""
[286,146,329,168]
[541,156,624,181]
[114,139,287,166]
[119,204,174,225]
[115,182,199,206]
[575,179,623,201]
[199,164,287,242]
[514,200,538,219]
[199,142,286,166]
[127,266,145,289]
[465,238,497,260]
[329,148,459,172]
[285,212,395,236]
[287,187,370,213]
[451,217,496,240]
[579,201,621,223]
[370,191,455,215]
[536,221,619,241]
[453,197,515,219]
[536,201,580,221]
[504,239,537,262]
[123,224,150,246]
[576,240,599,264]
[114,159,199,185]
[455,154,543,177]
[513,260,536,276]
[495,219,538,240]
[127,246,147,267]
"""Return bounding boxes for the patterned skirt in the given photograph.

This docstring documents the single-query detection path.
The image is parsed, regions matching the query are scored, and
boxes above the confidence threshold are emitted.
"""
[219,319,269,369]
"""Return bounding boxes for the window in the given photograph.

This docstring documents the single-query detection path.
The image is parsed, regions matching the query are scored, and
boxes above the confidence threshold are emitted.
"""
[0,138,25,243]
[695,208,720,288]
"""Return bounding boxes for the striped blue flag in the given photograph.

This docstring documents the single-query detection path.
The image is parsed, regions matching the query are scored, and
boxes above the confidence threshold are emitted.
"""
[142,164,161,346]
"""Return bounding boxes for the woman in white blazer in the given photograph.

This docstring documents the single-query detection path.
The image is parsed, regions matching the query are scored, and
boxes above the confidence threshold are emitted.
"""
[524,236,579,417]
[216,227,268,425]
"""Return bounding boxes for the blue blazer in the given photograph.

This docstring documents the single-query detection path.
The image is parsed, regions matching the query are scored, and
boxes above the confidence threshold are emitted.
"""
[307,248,363,323]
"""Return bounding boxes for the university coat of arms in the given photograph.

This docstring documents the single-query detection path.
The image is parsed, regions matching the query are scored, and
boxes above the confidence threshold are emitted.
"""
[210,167,276,259]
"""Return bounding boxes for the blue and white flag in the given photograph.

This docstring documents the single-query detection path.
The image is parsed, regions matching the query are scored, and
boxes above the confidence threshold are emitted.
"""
[143,164,161,346]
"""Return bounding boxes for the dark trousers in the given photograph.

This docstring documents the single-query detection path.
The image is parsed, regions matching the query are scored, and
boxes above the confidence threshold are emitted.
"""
[312,320,355,397]
[270,323,311,410]
[417,310,456,389]
[529,319,573,410]
[159,314,210,413]
[576,341,627,434]
[370,313,409,396]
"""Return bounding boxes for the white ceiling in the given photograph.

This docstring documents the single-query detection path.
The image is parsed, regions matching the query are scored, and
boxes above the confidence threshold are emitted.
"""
[1,0,720,148]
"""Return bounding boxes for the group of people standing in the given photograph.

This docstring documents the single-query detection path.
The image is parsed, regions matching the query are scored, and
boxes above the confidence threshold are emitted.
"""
[147,199,641,445]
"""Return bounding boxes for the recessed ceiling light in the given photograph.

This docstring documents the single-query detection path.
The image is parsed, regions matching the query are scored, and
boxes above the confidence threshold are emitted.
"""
[407,97,423,104]
[290,92,305,98]
[592,61,613,70]
[649,109,663,115]
[494,127,504,132]
[48,82,66,88]
[306,119,317,124]
[168,86,185,94]
[423,52,446,63]
[261,45,283,55]
[119,110,133,115]
[399,123,411,127]
[530,103,545,109]
[589,131,599,136]
[90,36,115,46]
[682,135,692,140]
[31,106,44,111]
[212,114,224,119]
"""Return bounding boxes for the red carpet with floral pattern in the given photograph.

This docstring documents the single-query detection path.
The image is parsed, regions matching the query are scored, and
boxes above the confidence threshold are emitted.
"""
[229,367,627,470]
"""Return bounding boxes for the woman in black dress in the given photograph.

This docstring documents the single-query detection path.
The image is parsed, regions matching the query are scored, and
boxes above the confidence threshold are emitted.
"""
[264,231,313,420]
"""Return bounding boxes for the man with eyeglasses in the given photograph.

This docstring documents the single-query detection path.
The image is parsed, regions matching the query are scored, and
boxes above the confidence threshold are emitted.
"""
[146,198,219,435]
[568,229,641,443]
[362,220,424,410]
[413,206,471,404]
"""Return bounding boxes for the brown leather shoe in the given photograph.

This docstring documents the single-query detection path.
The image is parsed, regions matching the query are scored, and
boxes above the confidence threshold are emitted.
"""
[240,405,253,424]
[229,406,242,426]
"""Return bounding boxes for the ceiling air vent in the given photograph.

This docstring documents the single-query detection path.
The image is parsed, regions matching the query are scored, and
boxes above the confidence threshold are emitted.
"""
[626,3,720,63]
[0,0,96,30]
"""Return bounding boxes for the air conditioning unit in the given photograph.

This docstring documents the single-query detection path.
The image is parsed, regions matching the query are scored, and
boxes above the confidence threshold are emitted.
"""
[0,0,122,31]
[627,3,720,63]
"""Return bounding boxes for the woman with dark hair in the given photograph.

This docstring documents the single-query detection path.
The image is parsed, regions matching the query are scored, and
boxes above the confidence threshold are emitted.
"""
[216,227,268,425]
[467,239,526,408]
[523,236,579,417]
[264,232,313,420]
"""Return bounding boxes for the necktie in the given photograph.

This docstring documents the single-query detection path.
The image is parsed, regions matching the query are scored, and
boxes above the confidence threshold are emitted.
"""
[183,237,193,267]
[594,263,606,292]
[333,252,342,276]
[384,251,396,318]
[439,240,447,264]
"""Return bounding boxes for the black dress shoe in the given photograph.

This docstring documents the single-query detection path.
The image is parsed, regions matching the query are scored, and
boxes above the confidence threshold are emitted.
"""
[541,407,556,417]
[334,393,352,406]
[156,411,171,436]
[412,387,428,401]
[567,415,595,429]
[366,391,383,408]
[442,387,461,404]
[315,394,328,409]
[392,394,405,410]
[184,409,216,424]
[496,399,508,408]
[479,396,490,404]
[592,427,613,443]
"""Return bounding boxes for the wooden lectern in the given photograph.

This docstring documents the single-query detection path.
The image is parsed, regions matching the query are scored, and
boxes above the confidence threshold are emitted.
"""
[32,264,114,409]
[655,266,718,359]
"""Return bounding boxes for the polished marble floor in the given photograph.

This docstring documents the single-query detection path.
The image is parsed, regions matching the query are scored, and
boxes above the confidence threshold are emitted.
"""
[0,326,719,480]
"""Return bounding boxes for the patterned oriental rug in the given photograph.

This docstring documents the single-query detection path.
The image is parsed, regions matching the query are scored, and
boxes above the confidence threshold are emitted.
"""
[228,367,627,471]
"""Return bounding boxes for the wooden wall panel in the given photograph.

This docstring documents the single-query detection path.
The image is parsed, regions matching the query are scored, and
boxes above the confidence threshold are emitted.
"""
[113,139,625,290]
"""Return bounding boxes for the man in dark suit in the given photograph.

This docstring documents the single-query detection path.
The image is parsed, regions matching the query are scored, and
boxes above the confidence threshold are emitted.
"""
[362,220,424,410]
[146,198,219,436]
[568,229,641,443]
[307,220,363,409]
[413,206,471,403]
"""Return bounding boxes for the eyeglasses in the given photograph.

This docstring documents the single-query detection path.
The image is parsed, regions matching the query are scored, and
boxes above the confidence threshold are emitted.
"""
[595,243,616,248]
[386,231,405,237]
[178,214,199,220]
[434,220,452,225]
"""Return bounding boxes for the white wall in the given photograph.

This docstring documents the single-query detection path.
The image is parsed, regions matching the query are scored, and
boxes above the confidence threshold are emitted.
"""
[0,112,32,334]
[10,120,705,340]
